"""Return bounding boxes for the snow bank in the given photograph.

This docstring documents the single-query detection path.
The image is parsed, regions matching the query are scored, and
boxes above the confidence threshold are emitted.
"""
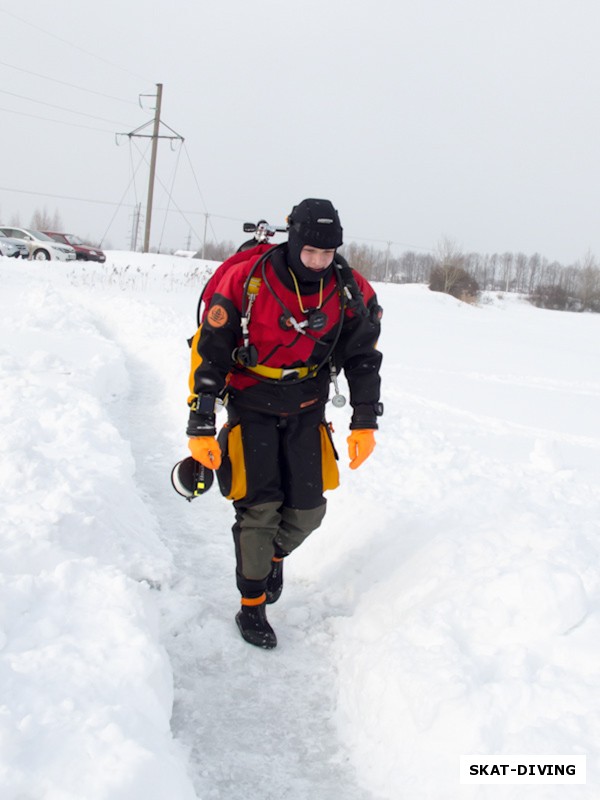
[0,261,197,799]
[320,285,600,799]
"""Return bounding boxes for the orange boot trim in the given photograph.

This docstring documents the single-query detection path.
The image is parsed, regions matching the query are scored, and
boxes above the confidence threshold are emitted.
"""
[241,593,267,607]
[272,557,284,563]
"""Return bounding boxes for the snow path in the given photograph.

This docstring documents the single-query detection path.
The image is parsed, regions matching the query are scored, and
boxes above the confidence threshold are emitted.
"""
[80,289,377,800]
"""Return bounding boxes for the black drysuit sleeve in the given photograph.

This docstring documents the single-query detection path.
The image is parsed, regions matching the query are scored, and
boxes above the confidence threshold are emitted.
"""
[186,292,241,436]
[334,292,383,429]
[193,292,241,394]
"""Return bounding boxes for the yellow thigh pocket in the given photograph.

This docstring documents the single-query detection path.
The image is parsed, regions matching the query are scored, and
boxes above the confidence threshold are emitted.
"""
[320,423,340,492]
[216,423,247,501]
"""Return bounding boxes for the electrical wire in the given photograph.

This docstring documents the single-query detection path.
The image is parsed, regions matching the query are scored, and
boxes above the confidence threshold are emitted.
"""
[98,150,150,246]
[182,143,219,241]
[345,231,435,253]
[0,181,433,254]
[0,184,232,221]
[128,140,142,209]
[0,185,133,208]
[182,143,209,215]
[0,58,140,106]
[158,143,183,251]
[130,139,204,244]
[0,104,115,133]
[0,7,151,84]
[0,88,131,126]
[0,12,432,254]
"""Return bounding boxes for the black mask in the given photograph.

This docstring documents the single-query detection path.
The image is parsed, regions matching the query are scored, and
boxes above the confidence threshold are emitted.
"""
[285,245,334,284]
[286,198,343,282]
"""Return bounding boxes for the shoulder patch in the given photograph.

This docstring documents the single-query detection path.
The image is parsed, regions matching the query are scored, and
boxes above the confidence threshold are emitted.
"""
[207,304,228,328]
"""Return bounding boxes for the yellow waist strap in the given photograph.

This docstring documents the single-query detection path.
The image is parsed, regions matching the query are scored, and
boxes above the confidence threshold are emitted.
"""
[243,363,316,380]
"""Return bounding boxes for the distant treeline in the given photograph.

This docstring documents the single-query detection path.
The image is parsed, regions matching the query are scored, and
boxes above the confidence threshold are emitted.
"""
[341,239,600,312]
[14,206,598,312]
[194,237,600,312]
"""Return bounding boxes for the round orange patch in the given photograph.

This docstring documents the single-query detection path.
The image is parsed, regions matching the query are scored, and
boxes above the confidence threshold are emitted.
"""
[207,304,228,328]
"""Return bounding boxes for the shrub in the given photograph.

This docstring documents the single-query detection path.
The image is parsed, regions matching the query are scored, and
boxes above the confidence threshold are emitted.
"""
[429,265,480,303]
[528,284,570,310]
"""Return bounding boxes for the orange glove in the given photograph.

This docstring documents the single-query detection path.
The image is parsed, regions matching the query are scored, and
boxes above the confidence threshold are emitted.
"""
[347,429,376,470]
[188,436,222,469]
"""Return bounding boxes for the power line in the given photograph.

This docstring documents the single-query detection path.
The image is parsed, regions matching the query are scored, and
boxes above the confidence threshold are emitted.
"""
[98,152,149,247]
[0,104,115,133]
[0,7,151,83]
[182,143,209,215]
[0,88,132,126]
[0,184,433,251]
[0,184,235,244]
[346,231,435,253]
[182,144,218,241]
[0,185,139,208]
[129,133,206,245]
[0,58,140,106]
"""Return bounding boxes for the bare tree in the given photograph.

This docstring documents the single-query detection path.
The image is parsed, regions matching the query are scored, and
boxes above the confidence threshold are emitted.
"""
[30,206,62,231]
[514,253,528,293]
[576,251,600,311]
[193,240,236,262]
[528,253,546,294]
[500,252,514,291]
[432,237,467,293]
[529,284,569,310]
[51,208,63,231]
[561,264,579,298]
[429,237,479,302]
[400,250,418,282]
[340,242,385,281]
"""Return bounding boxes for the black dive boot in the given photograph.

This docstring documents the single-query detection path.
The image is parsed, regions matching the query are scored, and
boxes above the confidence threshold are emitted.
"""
[235,598,277,649]
[265,557,284,605]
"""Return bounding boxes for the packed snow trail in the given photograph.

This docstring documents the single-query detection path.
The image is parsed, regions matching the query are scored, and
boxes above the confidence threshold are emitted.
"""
[79,286,378,800]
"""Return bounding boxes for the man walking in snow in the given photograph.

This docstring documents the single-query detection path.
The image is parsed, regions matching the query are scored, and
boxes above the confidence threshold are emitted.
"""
[186,198,383,648]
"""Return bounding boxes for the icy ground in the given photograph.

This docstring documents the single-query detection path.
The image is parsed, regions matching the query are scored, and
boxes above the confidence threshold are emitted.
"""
[1,251,599,799]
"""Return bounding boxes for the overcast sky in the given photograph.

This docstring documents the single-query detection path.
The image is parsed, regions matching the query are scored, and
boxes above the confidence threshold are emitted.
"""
[1,0,600,263]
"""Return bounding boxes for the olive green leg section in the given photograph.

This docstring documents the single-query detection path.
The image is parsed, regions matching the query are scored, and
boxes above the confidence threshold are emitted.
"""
[234,501,282,595]
[274,502,327,556]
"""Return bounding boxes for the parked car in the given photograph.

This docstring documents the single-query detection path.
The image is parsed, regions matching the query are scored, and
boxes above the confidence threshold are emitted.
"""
[0,227,77,261]
[0,233,29,259]
[43,232,106,263]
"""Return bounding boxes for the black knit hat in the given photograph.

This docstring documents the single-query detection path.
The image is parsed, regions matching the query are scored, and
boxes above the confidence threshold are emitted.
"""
[287,198,343,251]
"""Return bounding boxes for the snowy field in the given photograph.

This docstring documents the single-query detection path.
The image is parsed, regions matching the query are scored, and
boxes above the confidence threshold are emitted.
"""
[1,250,599,800]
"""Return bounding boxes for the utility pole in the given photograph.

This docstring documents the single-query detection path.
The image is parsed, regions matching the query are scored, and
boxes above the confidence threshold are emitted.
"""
[202,213,209,259]
[144,82,162,254]
[130,203,142,251]
[385,241,392,282]
[117,84,184,253]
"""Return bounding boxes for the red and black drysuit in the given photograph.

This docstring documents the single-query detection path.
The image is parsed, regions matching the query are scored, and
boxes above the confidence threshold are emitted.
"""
[187,244,382,598]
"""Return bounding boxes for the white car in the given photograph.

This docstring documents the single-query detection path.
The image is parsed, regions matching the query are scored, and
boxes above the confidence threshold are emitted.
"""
[0,226,77,261]
[0,233,29,259]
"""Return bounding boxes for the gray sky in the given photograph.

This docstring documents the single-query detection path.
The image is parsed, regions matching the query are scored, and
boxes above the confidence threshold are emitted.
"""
[1,0,599,263]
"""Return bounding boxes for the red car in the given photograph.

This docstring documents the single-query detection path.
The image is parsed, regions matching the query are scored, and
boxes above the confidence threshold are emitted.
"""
[43,232,106,263]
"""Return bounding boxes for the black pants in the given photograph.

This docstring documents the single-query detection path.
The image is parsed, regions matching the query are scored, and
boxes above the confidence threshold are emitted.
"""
[217,403,336,597]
